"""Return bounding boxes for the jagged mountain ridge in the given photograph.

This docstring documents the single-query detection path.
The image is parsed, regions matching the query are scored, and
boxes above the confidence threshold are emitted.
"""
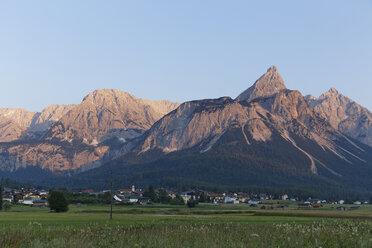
[1,67,372,195]
[306,88,372,147]
[0,90,179,172]
[128,73,365,179]
[0,105,74,142]
[43,89,180,145]
[65,74,372,191]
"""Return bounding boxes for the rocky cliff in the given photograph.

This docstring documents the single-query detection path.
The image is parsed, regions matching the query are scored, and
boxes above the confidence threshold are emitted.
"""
[132,68,362,178]
[0,90,179,172]
[236,66,286,101]
[0,105,75,142]
[43,89,179,145]
[306,88,372,147]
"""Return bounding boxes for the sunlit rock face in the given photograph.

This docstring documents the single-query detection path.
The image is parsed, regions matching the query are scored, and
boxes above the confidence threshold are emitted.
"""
[236,66,286,102]
[306,88,372,147]
[43,89,179,145]
[0,89,179,172]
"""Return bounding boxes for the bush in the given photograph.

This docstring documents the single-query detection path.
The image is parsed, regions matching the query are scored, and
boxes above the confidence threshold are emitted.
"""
[2,202,11,211]
[170,195,185,205]
[48,191,69,212]
[187,198,198,208]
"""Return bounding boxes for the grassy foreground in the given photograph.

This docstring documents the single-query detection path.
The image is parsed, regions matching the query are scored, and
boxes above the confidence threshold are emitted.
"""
[1,204,372,247]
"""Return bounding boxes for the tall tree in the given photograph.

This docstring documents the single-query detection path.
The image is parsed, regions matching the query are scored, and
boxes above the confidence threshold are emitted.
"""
[48,191,69,212]
[143,185,156,202]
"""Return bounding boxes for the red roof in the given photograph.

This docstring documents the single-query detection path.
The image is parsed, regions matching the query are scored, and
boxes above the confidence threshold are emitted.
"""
[82,190,94,193]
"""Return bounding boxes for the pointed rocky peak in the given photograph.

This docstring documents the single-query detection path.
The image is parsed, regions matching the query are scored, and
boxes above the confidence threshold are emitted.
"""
[318,87,341,99]
[236,66,287,102]
[328,87,339,94]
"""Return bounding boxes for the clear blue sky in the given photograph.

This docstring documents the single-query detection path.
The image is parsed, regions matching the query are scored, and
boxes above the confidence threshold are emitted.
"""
[0,0,371,111]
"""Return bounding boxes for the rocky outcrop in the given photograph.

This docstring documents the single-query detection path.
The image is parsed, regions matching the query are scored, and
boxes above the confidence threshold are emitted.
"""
[306,88,372,146]
[0,142,109,172]
[28,104,76,133]
[0,108,36,142]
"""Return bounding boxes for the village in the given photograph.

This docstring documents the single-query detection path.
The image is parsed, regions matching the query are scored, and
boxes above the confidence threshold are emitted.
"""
[1,184,370,210]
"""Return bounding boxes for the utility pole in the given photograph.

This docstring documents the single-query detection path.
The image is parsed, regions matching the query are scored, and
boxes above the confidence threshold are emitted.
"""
[110,171,113,220]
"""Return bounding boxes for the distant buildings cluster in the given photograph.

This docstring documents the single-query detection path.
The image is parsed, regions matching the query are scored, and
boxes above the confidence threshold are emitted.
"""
[2,187,48,207]
[1,184,370,209]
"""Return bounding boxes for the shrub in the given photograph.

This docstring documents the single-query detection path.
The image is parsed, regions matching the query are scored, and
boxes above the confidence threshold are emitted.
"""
[187,198,198,208]
[170,195,185,205]
[2,202,11,211]
[48,191,69,212]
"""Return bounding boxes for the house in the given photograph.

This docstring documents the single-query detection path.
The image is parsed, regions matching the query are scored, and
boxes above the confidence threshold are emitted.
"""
[2,197,12,203]
[128,196,140,203]
[180,191,196,203]
[118,189,133,196]
[224,195,239,204]
[311,204,323,209]
[114,195,123,203]
[209,193,223,202]
[353,201,362,205]
[138,197,151,205]
[82,189,95,194]
[39,190,49,196]
[248,200,260,205]
[338,200,345,205]
[20,198,34,205]
[281,194,289,200]
[298,203,311,209]
[167,191,177,199]
[32,200,48,207]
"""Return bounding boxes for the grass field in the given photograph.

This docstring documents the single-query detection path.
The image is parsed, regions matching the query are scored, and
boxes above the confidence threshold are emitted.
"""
[1,203,372,247]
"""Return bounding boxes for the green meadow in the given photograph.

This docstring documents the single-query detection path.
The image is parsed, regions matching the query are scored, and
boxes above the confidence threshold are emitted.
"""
[1,203,372,248]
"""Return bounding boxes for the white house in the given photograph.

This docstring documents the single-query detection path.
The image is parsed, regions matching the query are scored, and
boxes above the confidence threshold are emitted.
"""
[224,196,239,204]
[282,194,289,200]
[20,198,34,205]
[248,200,260,205]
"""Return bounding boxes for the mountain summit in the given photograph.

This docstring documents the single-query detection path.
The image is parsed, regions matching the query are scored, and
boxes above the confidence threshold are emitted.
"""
[236,66,286,101]
[306,88,372,146]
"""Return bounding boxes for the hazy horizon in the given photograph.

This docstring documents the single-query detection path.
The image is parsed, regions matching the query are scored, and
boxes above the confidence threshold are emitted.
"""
[1,0,371,111]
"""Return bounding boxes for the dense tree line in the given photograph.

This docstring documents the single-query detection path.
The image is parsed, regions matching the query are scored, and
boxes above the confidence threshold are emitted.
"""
[143,186,184,205]
[64,191,111,204]
[0,177,38,189]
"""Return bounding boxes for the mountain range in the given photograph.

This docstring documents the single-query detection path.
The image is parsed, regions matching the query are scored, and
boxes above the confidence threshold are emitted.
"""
[1,66,372,197]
